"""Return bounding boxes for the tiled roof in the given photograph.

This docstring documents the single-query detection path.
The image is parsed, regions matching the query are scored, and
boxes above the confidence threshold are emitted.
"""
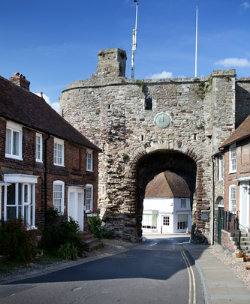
[0,76,101,151]
[145,171,190,198]
[220,115,250,148]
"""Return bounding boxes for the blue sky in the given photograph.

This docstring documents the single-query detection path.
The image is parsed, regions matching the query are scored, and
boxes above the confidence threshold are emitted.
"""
[1,0,250,111]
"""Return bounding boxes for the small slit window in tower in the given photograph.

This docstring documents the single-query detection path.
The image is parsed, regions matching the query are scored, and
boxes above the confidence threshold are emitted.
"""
[145,95,152,110]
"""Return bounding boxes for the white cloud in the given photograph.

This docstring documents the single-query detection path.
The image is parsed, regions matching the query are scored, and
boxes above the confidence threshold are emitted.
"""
[35,92,61,113]
[147,71,173,79]
[241,1,250,9]
[215,58,250,68]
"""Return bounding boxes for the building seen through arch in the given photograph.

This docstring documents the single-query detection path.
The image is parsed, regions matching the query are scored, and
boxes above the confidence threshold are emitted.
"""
[142,171,192,234]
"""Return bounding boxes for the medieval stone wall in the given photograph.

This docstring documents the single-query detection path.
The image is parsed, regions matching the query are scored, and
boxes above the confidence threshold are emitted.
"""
[235,79,250,127]
[60,48,238,242]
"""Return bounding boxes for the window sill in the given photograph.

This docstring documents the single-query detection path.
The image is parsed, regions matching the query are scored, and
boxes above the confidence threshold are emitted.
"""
[5,154,23,161]
[86,169,94,173]
[53,163,65,167]
[36,159,43,163]
[229,171,236,174]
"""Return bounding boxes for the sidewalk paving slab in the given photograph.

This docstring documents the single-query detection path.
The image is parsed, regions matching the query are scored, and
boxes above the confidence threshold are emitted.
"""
[184,243,250,304]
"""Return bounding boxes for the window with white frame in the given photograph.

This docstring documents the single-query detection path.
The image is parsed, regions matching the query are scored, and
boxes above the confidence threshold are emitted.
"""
[86,149,93,171]
[54,138,64,166]
[53,181,65,213]
[85,184,93,211]
[229,185,236,214]
[36,133,43,162]
[142,213,157,229]
[5,121,22,160]
[177,214,188,230]
[181,198,186,208]
[163,216,170,226]
[218,155,223,180]
[3,174,38,228]
[229,144,236,173]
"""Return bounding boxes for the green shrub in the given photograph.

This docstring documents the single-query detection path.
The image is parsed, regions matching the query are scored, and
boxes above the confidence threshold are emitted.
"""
[87,215,114,240]
[57,242,78,260]
[41,208,87,257]
[87,215,103,239]
[102,230,114,239]
[0,219,37,262]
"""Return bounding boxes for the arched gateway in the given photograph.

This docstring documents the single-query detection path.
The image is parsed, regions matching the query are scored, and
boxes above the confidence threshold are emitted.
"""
[60,48,238,243]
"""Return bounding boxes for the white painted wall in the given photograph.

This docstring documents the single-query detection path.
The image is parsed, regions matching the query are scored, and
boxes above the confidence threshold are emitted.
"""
[142,197,192,234]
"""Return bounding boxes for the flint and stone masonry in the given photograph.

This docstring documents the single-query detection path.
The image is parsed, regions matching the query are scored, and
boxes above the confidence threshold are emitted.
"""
[60,48,250,242]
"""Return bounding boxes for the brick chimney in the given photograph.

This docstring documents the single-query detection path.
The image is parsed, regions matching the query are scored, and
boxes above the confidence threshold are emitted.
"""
[9,72,30,91]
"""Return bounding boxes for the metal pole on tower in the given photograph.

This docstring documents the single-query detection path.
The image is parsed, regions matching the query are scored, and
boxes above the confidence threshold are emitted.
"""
[195,5,198,78]
[131,0,138,79]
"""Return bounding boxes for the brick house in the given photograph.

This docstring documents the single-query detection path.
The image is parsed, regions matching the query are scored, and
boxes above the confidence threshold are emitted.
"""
[214,115,250,249]
[219,115,250,233]
[0,73,101,231]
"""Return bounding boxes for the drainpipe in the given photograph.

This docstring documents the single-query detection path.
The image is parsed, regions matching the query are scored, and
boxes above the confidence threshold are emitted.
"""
[211,156,215,245]
[44,134,50,228]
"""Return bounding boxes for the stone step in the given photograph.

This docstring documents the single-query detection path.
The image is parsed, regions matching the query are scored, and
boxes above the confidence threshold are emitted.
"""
[240,232,249,237]
[80,232,94,241]
[235,257,245,262]
[240,241,250,246]
[88,240,103,252]
[79,231,102,252]
[240,237,250,242]
[240,246,250,252]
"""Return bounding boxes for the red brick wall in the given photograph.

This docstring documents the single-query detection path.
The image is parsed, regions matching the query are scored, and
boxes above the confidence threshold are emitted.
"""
[0,118,99,229]
[224,138,250,226]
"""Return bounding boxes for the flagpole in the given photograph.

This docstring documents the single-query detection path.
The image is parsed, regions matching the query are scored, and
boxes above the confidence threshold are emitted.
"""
[195,5,198,78]
[131,0,138,79]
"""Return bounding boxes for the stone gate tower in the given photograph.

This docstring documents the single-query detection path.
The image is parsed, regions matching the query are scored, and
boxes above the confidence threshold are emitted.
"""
[60,48,248,242]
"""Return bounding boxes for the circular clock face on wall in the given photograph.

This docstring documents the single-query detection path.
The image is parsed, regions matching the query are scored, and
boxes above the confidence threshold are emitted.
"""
[154,112,171,129]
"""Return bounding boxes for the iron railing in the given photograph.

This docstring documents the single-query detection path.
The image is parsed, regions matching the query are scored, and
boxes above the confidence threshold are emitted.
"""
[223,210,241,247]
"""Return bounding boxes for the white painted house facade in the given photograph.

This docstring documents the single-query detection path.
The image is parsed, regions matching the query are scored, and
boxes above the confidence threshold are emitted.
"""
[142,171,192,234]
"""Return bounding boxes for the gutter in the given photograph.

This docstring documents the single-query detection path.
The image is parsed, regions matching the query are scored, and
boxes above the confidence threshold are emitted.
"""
[211,156,215,245]
[44,134,50,228]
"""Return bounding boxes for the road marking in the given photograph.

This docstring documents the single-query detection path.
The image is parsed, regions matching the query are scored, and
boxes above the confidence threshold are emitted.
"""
[149,242,157,247]
[182,251,192,304]
[72,287,82,292]
[181,250,196,304]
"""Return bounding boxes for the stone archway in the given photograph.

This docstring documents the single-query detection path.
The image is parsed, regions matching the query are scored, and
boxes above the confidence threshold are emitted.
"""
[61,49,238,243]
[132,149,198,238]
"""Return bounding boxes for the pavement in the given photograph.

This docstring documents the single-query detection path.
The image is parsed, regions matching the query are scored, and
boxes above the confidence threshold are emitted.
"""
[183,242,250,304]
[1,237,250,303]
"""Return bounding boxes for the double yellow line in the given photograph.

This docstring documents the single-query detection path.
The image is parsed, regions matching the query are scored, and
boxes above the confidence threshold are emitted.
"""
[181,250,196,304]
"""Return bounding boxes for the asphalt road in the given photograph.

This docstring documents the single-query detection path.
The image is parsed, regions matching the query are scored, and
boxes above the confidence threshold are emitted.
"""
[0,235,205,304]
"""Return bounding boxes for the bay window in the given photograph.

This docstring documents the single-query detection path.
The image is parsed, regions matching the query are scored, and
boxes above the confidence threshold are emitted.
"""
[3,174,38,229]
